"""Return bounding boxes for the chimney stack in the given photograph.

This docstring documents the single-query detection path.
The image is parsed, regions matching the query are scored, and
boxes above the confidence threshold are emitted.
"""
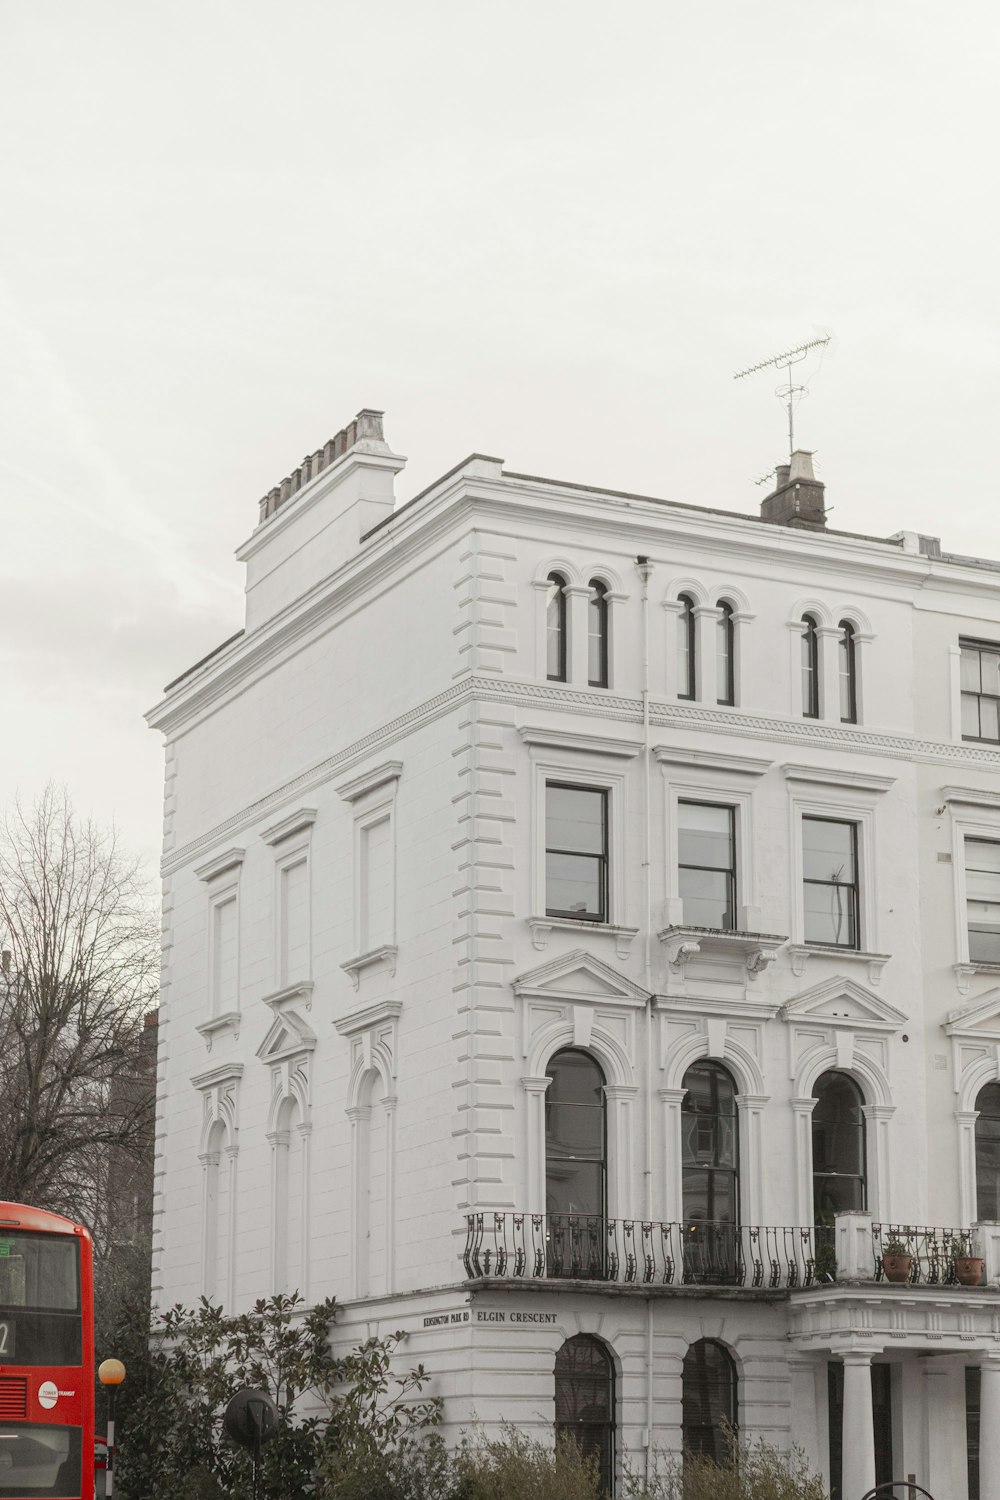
[760,450,826,529]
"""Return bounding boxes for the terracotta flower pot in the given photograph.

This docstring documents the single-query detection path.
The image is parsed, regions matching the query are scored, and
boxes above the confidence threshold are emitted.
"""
[955,1255,985,1287]
[882,1252,913,1283]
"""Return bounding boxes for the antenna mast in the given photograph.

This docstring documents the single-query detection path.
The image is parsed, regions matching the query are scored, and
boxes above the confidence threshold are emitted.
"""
[734,335,830,458]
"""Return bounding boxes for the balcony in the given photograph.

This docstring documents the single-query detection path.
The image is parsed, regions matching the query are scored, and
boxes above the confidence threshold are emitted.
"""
[463,1213,999,1290]
[464,1212,821,1288]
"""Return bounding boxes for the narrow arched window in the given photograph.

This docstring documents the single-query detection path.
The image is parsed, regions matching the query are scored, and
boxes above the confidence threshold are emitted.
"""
[588,580,609,688]
[545,1049,606,1279]
[683,1339,737,1463]
[546,573,567,682]
[716,601,734,706]
[839,620,857,723]
[802,614,819,718]
[975,1081,1000,1219]
[812,1072,867,1245]
[681,1061,739,1284]
[555,1335,615,1493]
[678,595,696,699]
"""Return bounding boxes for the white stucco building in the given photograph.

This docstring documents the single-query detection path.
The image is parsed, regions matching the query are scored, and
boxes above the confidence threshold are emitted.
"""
[147,410,1000,1498]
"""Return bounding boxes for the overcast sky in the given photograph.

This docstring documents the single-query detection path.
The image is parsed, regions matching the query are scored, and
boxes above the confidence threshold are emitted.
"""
[2,0,998,870]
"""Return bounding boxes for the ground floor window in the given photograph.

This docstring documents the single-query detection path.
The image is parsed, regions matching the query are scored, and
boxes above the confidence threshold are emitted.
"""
[827,1361,892,1500]
[967,1366,980,1500]
[555,1334,614,1493]
[682,1338,737,1462]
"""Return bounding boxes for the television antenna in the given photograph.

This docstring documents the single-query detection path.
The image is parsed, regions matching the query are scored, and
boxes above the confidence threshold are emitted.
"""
[734,335,831,458]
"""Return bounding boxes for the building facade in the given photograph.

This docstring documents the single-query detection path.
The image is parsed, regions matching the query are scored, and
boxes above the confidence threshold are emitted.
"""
[148,413,1000,1498]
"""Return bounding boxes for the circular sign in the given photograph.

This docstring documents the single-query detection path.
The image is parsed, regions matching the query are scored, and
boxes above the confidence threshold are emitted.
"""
[38,1380,58,1409]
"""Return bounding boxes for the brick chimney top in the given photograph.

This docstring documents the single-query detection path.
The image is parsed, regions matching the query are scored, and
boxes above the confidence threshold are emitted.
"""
[760,449,827,529]
[257,408,389,525]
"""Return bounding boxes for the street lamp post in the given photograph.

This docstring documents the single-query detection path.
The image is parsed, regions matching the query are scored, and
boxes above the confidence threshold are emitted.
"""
[97,1358,126,1499]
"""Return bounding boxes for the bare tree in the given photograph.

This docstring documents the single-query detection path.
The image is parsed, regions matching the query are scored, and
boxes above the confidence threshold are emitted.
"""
[0,786,159,1238]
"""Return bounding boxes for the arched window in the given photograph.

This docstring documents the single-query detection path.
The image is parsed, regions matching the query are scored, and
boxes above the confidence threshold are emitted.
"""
[975,1081,1000,1219]
[801,614,819,718]
[546,573,567,682]
[555,1335,615,1493]
[716,601,735,706]
[677,594,696,700]
[545,1049,606,1279]
[682,1339,737,1463]
[588,580,609,688]
[681,1061,739,1282]
[839,620,857,724]
[812,1072,867,1236]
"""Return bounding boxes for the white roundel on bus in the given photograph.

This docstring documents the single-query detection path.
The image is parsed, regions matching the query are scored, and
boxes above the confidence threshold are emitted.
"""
[37,1379,58,1409]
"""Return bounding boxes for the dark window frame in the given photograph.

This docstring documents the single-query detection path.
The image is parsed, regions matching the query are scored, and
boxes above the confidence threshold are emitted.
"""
[677,800,736,932]
[716,601,735,706]
[588,579,609,689]
[544,782,609,923]
[677,594,696,700]
[546,572,568,683]
[966,836,1000,965]
[801,614,820,719]
[838,620,857,724]
[802,815,860,950]
[961,637,1000,745]
[555,1334,615,1495]
[811,1071,867,1232]
[682,1338,738,1464]
[974,1080,1000,1221]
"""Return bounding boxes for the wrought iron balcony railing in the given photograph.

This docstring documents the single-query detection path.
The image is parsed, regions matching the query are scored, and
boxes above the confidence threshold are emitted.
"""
[871,1223,983,1285]
[463,1212,822,1288]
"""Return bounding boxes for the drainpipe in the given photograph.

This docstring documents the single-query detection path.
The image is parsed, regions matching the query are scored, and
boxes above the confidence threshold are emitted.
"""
[635,555,655,1482]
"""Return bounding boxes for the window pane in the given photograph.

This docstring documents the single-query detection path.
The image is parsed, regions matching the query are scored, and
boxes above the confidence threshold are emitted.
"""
[803,819,856,883]
[961,648,982,692]
[963,693,983,737]
[679,868,732,929]
[979,696,1000,742]
[546,852,603,917]
[839,625,856,723]
[678,802,733,868]
[968,840,1000,876]
[546,1160,604,1217]
[683,1341,737,1463]
[804,883,857,947]
[983,649,1000,697]
[546,575,565,680]
[588,583,607,687]
[546,1101,605,1159]
[678,598,694,697]
[547,1051,605,1107]
[716,605,733,704]
[546,786,605,855]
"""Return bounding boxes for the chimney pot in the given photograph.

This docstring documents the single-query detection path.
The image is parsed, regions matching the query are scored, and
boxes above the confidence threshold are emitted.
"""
[760,450,826,529]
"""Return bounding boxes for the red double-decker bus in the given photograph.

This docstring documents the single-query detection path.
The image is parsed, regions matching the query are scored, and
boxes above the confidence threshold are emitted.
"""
[0,1205,94,1500]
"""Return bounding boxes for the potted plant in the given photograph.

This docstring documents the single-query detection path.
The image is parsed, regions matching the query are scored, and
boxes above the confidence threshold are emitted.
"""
[882,1237,913,1283]
[953,1234,985,1287]
[813,1242,837,1283]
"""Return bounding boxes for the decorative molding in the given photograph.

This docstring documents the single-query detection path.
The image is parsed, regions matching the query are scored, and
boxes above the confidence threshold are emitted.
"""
[259,807,317,846]
[194,848,245,883]
[161,676,1000,879]
[255,1007,317,1065]
[526,916,638,958]
[262,981,316,1014]
[195,1011,241,1051]
[334,998,404,1038]
[513,947,649,1007]
[192,1062,245,1092]
[788,944,891,986]
[941,784,1000,811]
[335,760,403,803]
[518,726,643,758]
[658,926,786,1000]
[782,764,896,794]
[780,974,907,1033]
[654,746,772,778]
[340,944,398,990]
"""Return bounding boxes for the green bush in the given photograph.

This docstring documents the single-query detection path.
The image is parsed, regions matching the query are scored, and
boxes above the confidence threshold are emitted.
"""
[451,1426,603,1500]
[622,1429,826,1500]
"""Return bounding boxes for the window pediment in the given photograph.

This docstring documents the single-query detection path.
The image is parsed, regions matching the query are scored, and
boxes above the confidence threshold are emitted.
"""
[256,1008,317,1065]
[944,987,1000,1040]
[780,975,907,1033]
[512,948,649,1007]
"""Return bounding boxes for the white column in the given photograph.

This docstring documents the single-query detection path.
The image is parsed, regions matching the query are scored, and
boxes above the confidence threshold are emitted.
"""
[223,1143,239,1308]
[853,632,873,725]
[729,611,753,709]
[788,619,806,716]
[735,1093,769,1226]
[605,591,627,691]
[383,1095,397,1294]
[662,600,682,699]
[659,1087,687,1223]
[791,1097,818,1227]
[523,1076,551,1216]
[566,584,592,685]
[346,1104,370,1298]
[297,1123,312,1304]
[980,1355,1000,1500]
[959,1109,981,1227]
[840,1352,876,1500]
[532,579,551,678]
[835,1210,875,1279]
[818,625,842,722]
[604,1084,638,1222]
[862,1104,896,1220]
[693,605,717,703]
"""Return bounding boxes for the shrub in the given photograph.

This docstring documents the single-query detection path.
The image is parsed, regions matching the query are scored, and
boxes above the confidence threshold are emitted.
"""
[622,1429,826,1500]
[451,1425,603,1500]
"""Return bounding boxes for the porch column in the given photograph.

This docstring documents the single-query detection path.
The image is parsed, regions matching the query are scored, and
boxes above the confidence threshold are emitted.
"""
[840,1352,876,1500]
[522,1076,551,1216]
[786,1353,822,1475]
[980,1354,1000,1500]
